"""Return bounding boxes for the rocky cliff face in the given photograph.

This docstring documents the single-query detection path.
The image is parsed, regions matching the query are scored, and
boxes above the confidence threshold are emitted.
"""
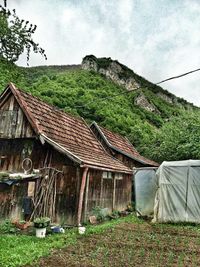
[82,55,194,113]
[157,92,173,104]
[134,94,160,114]
[82,55,140,91]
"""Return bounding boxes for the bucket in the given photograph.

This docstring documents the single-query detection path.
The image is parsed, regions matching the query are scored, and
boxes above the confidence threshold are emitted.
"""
[51,226,61,233]
[51,226,65,234]
[36,227,46,238]
[78,226,86,235]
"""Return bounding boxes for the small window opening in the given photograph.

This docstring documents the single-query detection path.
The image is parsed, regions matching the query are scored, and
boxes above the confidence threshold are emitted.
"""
[102,171,112,179]
[115,173,123,180]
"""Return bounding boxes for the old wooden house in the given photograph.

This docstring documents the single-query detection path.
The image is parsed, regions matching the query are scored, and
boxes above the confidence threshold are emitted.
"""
[90,122,158,169]
[0,83,132,225]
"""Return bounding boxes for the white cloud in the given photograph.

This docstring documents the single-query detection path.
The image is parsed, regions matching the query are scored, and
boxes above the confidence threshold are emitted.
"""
[9,0,200,106]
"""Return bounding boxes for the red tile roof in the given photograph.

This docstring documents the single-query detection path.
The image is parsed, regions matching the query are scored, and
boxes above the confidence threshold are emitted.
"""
[91,122,158,167]
[2,83,132,173]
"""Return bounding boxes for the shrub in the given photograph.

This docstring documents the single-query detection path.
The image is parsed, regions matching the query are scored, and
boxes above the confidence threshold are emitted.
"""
[0,219,17,234]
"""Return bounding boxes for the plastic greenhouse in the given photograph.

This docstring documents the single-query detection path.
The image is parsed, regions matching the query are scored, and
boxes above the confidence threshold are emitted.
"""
[153,160,200,223]
[134,167,158,217]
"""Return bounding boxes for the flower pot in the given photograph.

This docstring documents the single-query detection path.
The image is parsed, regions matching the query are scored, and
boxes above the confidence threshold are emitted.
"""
[78,226,86,234]
[36,227,46,238]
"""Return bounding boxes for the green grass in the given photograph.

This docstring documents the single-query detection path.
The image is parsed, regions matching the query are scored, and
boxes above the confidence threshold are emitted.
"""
[0,215,140,267]
[1,215,200,267]
[0,229,76,267]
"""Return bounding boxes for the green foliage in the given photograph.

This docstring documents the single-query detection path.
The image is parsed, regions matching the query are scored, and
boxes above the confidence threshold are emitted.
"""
[0,0,46,63]
[34,217,50,228]
[0,58,199,164]
[0,219,17,234]
[142,112,200,162]
[91,207,108,222]
[108,210,120,220]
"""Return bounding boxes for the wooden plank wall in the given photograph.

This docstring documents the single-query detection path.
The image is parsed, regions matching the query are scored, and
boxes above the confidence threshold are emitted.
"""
[0,138,81,225]
[115,174,132,211]
[0,139,47,172]
[0,94,34,139]
[0,182,28,221]
[114,151,144,168]
[84,170,132,220]
[86,169,102,213]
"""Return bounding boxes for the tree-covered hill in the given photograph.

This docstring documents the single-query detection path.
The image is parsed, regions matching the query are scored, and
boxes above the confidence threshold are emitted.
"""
[0,56,200,163]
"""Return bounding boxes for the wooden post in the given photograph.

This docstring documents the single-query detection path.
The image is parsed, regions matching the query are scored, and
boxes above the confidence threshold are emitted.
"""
[75,167,81,212]
[100,174,103,206]
[112,175,116,211]
[77,167,88,226]
[84,171,90,221]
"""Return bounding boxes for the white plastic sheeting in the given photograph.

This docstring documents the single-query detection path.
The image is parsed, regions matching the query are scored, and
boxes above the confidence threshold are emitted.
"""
[153,160,200,223]
[134,168,158,217]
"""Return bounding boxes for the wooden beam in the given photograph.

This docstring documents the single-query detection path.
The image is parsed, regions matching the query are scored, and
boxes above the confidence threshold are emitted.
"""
[100,174,103,207]
[81,164,132,174]
[112,175,116,211]
[84,171,90,222]
[77,167,88,226]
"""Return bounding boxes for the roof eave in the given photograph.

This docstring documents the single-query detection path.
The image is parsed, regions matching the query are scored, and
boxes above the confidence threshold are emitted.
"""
[91,121,158,166]
[40,134,82,165]
[81,163,132,174]
[41,134,131,172]
[111,146,158,166]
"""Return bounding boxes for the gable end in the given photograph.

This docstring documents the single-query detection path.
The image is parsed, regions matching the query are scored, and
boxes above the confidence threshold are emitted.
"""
[0,88,35,139]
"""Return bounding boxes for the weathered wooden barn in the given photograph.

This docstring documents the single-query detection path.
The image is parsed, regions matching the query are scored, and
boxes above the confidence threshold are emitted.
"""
[0,83,132,225]
[90,122,158,169]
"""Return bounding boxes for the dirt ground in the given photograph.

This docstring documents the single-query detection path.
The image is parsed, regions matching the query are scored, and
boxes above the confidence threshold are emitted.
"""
[27,222,200,267]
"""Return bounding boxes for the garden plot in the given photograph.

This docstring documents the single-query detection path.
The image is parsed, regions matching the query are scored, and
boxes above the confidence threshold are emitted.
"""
[27,221,200,267]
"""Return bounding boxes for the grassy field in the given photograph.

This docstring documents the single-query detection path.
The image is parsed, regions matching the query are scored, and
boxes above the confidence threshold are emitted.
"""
[0,216,138,267]
[1,215,200,267]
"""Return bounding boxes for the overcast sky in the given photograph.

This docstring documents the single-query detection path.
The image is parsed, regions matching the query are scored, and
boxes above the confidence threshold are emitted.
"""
[10,0,200,106]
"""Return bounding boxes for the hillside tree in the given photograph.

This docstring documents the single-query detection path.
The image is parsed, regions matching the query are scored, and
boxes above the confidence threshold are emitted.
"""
[0,0,47,64]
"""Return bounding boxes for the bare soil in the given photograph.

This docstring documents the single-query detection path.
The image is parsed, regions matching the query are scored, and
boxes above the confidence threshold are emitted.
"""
[27,222,200,267]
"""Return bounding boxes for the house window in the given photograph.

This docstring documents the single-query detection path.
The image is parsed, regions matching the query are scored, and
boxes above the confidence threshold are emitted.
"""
[115,173,123,180]
[102,171,112,179]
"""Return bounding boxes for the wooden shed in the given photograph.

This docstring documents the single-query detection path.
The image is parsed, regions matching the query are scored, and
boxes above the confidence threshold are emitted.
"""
[90,122,158,169]
[0,83,132,225]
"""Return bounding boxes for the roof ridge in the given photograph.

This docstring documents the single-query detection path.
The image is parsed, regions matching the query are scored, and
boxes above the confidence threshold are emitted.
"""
[91,121,112,148]
[81,119,105,151]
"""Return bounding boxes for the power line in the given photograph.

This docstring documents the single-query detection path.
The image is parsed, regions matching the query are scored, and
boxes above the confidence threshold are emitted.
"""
[74,67,200,109]
[156,67,200,85]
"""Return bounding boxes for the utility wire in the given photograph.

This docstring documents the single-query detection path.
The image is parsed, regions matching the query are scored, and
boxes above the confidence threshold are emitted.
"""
[156,67,200,85]
[74,67,200,109]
